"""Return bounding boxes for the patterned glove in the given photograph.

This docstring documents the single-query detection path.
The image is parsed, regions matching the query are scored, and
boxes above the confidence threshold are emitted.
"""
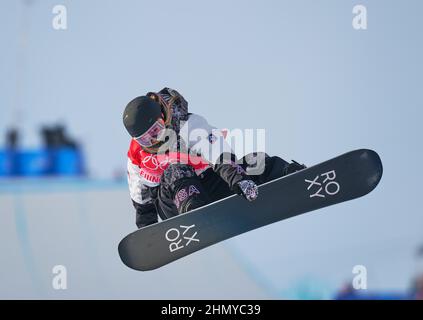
[236,180,259,202]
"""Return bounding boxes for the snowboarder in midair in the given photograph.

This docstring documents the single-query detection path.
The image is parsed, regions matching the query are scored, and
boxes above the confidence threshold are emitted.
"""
[123,87,306,228]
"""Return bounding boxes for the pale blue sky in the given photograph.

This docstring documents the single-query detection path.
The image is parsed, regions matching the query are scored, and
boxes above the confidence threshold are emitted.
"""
[1,0,422,295]
[1,0,421,178]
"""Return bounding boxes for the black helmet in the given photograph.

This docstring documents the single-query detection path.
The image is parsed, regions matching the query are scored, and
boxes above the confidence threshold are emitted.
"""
[123,96,163,137]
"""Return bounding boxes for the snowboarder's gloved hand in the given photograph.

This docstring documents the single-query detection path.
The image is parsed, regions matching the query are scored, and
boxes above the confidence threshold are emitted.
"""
[236,180,259,202]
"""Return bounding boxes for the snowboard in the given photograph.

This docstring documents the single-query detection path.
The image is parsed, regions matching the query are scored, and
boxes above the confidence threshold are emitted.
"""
[118,149,383,271]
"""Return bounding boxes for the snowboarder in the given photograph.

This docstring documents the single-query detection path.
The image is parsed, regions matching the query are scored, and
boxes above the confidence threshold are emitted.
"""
[123,87,306,228]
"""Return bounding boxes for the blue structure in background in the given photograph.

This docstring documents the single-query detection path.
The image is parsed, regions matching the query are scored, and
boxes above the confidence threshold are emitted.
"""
[53,147,85,176]
[0,149,14,177]
[0,148,85,178]
[1,125,86,178]
[16,149,52,176]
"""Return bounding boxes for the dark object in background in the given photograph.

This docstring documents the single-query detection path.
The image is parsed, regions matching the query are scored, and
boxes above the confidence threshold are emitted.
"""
[411,244,423,300]
[0,128,20,176]
[6,127,19,149]
[414,275,423,300]
[41,124,78,149]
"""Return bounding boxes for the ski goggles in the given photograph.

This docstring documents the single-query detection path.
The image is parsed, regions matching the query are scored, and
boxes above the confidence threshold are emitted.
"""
[134,119,165,148]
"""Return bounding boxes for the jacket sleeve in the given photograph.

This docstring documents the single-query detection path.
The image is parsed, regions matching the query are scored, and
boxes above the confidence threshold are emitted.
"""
[127,159,158,228]
[185,114,247,190]
[132,200,158,229]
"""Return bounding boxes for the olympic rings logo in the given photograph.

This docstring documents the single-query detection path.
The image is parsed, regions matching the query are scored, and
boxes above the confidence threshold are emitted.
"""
[141,154,178,171]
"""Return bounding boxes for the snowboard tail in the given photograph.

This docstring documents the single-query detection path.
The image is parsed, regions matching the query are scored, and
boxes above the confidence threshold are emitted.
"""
[119,149,383,271]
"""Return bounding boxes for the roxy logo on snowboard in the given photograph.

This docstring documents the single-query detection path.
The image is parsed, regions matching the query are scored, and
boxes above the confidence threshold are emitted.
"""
[165,224,200,253]
[305,170,340,198]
